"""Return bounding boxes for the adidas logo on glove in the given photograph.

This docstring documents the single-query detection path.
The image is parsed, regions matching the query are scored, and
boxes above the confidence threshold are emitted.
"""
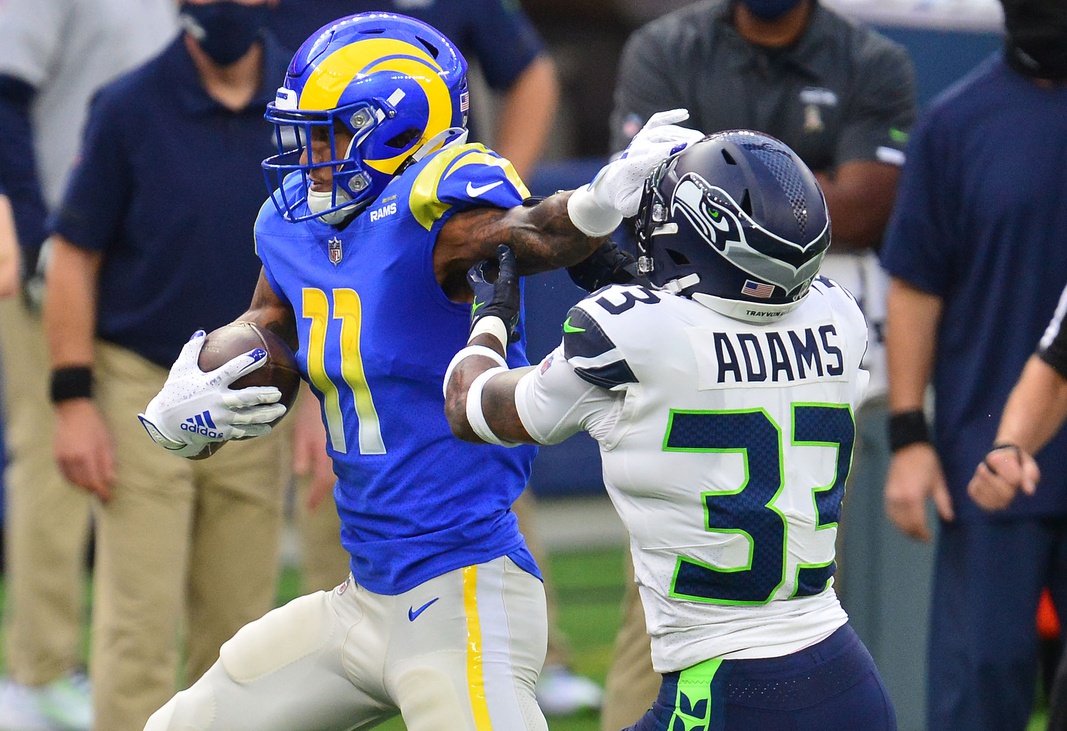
[180,410,224,440]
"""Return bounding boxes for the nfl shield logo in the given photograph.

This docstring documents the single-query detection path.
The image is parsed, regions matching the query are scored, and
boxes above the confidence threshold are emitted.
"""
[328,237,343,265]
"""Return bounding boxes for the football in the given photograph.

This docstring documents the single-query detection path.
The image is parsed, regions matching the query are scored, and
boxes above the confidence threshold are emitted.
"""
[189,322,302,459]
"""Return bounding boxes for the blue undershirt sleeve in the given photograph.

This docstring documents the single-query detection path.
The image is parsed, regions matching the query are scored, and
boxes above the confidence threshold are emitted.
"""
[0,74,48,262]
[50,89,132,253]
[878,112,955,297]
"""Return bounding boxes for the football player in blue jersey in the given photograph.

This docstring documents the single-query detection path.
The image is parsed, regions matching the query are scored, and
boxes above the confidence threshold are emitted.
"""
[133,12,701,731]
[444,132,895,730]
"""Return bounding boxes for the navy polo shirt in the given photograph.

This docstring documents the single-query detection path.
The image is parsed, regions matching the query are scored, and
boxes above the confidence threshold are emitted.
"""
[268,0,544,91]
[881,54,1067,519]
[52,34,291,368]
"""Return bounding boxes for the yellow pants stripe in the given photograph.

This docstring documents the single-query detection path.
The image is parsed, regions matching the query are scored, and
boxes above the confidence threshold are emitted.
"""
[464,565,493,730]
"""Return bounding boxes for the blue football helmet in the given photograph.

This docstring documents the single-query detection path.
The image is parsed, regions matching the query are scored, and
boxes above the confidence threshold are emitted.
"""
[634,130,831,322]
[263,12,469,223]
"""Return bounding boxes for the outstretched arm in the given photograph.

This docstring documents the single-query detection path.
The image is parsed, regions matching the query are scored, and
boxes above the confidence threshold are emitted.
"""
[435,191,603,299]
[435,109,705,300]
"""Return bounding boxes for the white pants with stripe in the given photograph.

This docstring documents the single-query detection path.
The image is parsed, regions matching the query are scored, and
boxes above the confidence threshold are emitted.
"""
[144,557,548,731]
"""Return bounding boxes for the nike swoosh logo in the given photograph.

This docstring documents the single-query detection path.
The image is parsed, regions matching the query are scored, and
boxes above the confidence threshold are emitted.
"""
[471,299,485,315]
[408,597,439,622]
[466,180,504,198]
[563,317,585,334]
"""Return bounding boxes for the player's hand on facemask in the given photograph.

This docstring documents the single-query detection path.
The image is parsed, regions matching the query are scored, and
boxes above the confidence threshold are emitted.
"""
[567,239,647,292]
[138,330,287,457]
[567,109,705,237]
[468,244,521,343]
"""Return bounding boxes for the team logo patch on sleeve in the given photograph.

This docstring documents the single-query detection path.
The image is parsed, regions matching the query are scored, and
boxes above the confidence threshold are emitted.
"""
[562,307,638,389]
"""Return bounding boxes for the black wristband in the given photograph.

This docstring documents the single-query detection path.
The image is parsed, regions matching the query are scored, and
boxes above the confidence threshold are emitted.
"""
[888,410,930,452]
[49,366,93,404]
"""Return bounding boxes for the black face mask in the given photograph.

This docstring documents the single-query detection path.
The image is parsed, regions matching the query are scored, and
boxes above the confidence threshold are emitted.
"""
[180,2,269,67]
[737,0,804,22]
[1001,0,1067,82]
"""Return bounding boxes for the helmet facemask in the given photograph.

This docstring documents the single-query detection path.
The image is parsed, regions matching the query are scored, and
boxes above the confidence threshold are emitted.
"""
[264,102,384,224]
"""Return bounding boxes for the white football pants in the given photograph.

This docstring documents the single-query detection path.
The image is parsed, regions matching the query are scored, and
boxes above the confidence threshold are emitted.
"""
[144,556,549,731]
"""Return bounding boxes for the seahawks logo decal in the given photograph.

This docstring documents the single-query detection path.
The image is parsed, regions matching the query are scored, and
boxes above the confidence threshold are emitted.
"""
[670,174,825,295]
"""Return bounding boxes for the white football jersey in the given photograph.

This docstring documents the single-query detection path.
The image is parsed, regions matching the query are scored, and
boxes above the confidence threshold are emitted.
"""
[515,277,869,673]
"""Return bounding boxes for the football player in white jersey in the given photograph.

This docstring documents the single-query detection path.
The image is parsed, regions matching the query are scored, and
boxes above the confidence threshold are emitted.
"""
[444,131,896,730]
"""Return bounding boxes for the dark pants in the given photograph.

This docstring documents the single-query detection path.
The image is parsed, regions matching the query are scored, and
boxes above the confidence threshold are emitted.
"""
[625,623,895,731]
[927,518,1067,731]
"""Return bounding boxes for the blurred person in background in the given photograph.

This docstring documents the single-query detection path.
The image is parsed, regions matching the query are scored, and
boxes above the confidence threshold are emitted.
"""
[965,279,1067,730]
[880,0,1067,727]
[0,1,178,728]
[600,0,915,725]
[41,1,303,728]
[267,1,601,717]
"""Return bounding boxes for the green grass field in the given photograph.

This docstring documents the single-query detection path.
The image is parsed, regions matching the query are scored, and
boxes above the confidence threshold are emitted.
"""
[0,543,1051,730]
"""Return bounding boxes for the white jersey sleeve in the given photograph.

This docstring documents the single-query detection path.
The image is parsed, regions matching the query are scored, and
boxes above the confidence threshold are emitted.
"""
[517,279,868,673]
[514,347,625,446]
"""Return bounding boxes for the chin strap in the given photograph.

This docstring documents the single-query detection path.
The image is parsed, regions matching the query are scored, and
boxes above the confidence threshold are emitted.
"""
[661,273,701,294]
[307,188,361,225]
[408,127,469,165]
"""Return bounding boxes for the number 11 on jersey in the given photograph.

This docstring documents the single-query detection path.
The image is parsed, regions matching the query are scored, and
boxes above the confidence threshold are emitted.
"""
[302,287,386,455]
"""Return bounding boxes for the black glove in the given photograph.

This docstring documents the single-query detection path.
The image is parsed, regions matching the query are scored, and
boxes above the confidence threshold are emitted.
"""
[566,239,646,293]
[467,244,520,343]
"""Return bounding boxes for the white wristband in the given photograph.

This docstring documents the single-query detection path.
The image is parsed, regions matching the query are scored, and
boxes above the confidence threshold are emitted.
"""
[442,345,508,398]
[466,366,518,447]
[469,316,508,351]
[567,185,623,238]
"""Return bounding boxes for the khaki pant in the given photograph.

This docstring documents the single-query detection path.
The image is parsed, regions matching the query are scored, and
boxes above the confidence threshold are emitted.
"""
[91,342,290,731]
[0,298,92,686]
[600,555,660,731]
[293,475,349,593]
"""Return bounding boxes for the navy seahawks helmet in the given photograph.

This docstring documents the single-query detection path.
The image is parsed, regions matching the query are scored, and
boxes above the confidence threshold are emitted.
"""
[263,13,469,224]
[634,130,831,322]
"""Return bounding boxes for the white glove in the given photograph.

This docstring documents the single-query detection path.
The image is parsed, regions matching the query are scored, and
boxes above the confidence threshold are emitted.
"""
[568,109,705,236]
[138,330,288,458]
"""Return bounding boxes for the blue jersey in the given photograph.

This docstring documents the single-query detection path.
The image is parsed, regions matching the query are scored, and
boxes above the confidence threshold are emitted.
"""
[255,142,540,593]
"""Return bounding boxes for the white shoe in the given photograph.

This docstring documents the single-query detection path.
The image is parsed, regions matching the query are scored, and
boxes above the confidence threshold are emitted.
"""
[0,679,56,731]
[536,664,604,717]
[32,672,92,731]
